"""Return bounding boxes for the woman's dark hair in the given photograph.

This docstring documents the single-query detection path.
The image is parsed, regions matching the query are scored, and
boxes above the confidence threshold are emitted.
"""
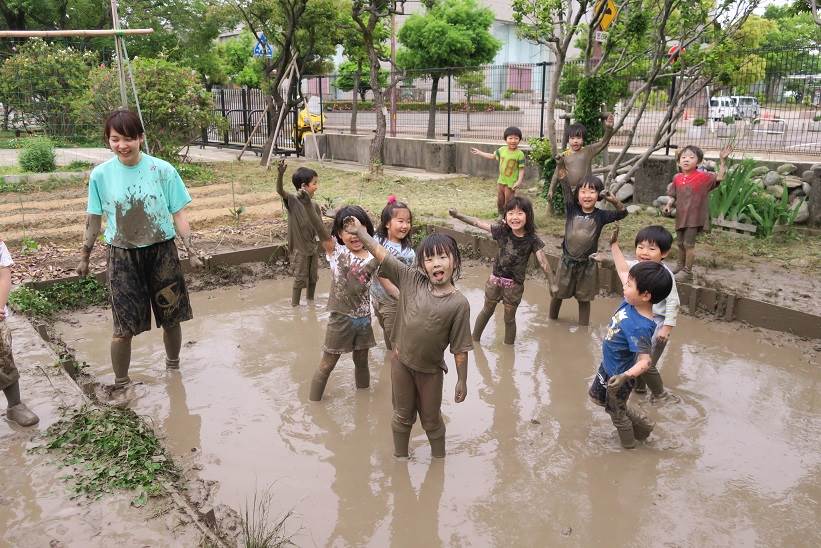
[416,233,462,283]
[332,205,374,245]
[566,123,587,140]
[104,109,144,141]
[635,225,673,253]
[573,175,605,204]
[503,126,523,140]
[375,195,413,249]
[292,167,318,190]
[502,195,536,236]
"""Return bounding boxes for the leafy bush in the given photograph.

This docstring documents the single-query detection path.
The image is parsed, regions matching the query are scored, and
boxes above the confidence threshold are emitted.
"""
[19,137,56,173]
[746,187,804,238]
[722,116,735,125]
[528,137,562,212]
[325,100,519,112]
[813,114,821,122]
[692,118,706,127]
[709,159,758,220]
[9,278,108,318]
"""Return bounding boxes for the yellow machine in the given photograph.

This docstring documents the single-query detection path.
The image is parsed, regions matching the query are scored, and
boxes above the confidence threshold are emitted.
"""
[296,95,325,144]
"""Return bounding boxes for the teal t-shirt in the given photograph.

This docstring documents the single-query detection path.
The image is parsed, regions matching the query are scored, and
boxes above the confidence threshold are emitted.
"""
[494,147,526,187]
[87,153,192,249]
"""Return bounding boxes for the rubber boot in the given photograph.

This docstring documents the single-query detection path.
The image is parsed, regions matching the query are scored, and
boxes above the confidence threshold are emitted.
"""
[353,350,370,389]
[393,430,411,458]
[672,245,686,274]
[578,301,591,327]
[4,381,39,426]
[548,297,562,320]
[642,366,665,397]
[472,300,495,341]
[111,336,132,387]
[674,248,694,283]
[503,304,517,345]
[613,416,637,449]
[291,287,303,307]
[306,283,317,301]
[634,375,648,394]
[309,370,330,401]
[163,324,182,370]
[626,404,655,442]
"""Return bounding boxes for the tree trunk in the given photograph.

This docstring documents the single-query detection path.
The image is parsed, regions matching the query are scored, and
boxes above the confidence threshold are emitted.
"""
[365,31,386,172]
[351,70,359,134]
[426,74,440,140]
[466,94,471,132]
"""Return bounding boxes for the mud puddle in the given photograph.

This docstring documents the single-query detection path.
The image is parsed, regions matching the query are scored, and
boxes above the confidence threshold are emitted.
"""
[53,267,821,547]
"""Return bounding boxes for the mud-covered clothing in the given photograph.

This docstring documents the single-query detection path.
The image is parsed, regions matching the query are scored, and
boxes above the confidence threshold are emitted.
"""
[283,191,322,257]
[291,250,319,290]
[494,147,526,187]
[391,353,445,437]
[677,227,699,248]
[588,363,634,409]
[323,312,376,354]
[108,239,193,337]
[326,243,378,318]
[601,301,655,376]
[1,241,13,318]
[490,223,544,285]
[562,202,627,260]
[627,259,679,327]
[378,254,473,374]
[668,170,718,230]
[0,320,19,391]
[556,127,614,203]
[484,276,525,306]
[552,256,598,301]
[371,237,416,303]
[87,154,191,249]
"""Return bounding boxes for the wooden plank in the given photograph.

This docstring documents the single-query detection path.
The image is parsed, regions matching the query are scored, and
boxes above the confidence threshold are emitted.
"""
[712,216,757,233]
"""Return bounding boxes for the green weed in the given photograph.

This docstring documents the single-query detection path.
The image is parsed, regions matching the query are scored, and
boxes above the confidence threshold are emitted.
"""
[241,487,295,548]
[21,237,39,253]
[9,278,108,318]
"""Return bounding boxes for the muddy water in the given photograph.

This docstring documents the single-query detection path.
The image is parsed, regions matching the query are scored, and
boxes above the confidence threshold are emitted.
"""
[54,267,821,547]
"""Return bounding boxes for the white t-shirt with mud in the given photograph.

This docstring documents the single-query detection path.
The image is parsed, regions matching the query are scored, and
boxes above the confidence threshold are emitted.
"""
[0,242,13,317]
[627,259,679,326]
[326,243,378,318]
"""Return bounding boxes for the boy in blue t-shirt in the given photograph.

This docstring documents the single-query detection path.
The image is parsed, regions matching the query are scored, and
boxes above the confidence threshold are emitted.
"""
[588,261,673,449]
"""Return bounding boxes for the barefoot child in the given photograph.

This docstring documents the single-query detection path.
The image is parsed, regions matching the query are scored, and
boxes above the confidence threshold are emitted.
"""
[610,226,680,402]
[346,219,472,458]
[663,144,732,282]
[449,196,553,344]
[1,240,38,426]
[471,126,526,216]
[304,203,379,401]
[549,175,626,326]
[371,197,415,351]
[587,262,672,449]
[275,160,323,306]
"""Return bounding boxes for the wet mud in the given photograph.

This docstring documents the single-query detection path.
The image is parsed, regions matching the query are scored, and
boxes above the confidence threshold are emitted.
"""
[53,266,821,547]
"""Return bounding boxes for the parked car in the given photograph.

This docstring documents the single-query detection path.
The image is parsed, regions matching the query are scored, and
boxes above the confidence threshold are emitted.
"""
[730,95,761,119]
[708,96,736,121]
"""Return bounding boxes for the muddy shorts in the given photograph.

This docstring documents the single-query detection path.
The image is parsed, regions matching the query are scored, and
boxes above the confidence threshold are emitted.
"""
[0,320,19,391]
[552,255,597,301]
[290,250,319,289]
[676,227,701,248]
[107,239,193,338]
[373,297,398,350]
[323,312,376,355]
[588,364,634,412]
[484,276,525,306]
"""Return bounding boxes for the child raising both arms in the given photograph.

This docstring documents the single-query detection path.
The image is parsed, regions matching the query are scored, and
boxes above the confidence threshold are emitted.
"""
[471,126,526,216]
[345,218,473,459]
[449,196,553,345]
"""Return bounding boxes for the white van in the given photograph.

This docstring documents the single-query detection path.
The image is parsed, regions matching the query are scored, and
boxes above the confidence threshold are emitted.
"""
[730,96,760,119]
[709,96,736,121]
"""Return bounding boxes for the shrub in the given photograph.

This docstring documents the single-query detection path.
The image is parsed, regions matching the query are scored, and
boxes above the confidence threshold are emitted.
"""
[692,118,706,127]
[813,114,821,122]
[722,116,735,125]
[19,137,56,173]
[324,100,519,112]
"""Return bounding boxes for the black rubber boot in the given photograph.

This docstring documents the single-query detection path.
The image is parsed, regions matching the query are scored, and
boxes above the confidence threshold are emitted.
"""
[291,287,303,307]
[306,283,317,301]
[578,301,591,326]
[634,375,648,394]
[163,324,182,370]
[353,350,369,389]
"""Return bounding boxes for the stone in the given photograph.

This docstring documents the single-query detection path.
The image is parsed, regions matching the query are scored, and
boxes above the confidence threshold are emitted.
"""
[784,176,803,189]
[752,178,765,189]
[645,206,659,216]
[627,204,643,214]
[615,183,634,202]
[776,163,797,175]
[794,201,809,224]
[810,177,821,227]
[803,182,811,196]
[702,160,717,172]
[615,173,631,184]
[789,188,804,202]
[662,207,676,218]
[811,163,821,172]
[766,184,785,197]
[763,171,783,187]
[802,169,821,185]
[653,195,673,207]
[750,165,769,177]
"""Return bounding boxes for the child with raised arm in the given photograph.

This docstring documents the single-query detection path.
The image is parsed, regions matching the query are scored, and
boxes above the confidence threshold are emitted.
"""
[663,144,733,283]
[301,200,378,401]
[610,225,680,402]
[547,114,614,208]
[275,160,323,306]
[588,261,672,449]
[550,175,626,326]
[345,218,472,458]
[449,196,553,344]
[471,126,526,216]
[371,196,415,351]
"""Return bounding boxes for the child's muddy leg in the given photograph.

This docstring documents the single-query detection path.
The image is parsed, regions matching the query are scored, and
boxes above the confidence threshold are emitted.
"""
[291,286,303,307]
[548,297,562,320]
[111,335,133,386]
[673,243,686,274]
[578,301,591,326]
[418,370,446,458]
[496,184,507,215]
[625,403,655,441]
[644,337,668,397]
[634,375,647,394]
[390,355,417,457]
[353,349,370,389]
[306,254,319,301]
[472,299,496,341]
[310,352,341,401]
[606,380,636,449]
[503,303,518,345]
[163,324,182,369]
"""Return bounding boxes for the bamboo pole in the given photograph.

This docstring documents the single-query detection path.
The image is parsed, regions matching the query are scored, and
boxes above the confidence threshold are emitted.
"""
[110,0,129,108]
[0,29,154,38]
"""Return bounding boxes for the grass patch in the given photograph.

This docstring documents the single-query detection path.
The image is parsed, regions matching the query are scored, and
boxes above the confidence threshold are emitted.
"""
[9,277,108,318]
[40,406,177,505]
[0,130,100,149]
[175,161,215,187]
[241,487,295,548]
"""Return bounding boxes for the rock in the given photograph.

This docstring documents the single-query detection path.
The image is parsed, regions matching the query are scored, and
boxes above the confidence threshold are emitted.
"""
[615,173,632,184]
[662,207,676,218]
[752,178,765,189]
[615,183,634,202]
[750,165,769,177]
[811,163,821,172]
[802,169,821,185]
[794,201,809,224]
[627,204,643,214]
[763,171,784,187]
[703,160,717,172]
[803,182,811,196]
[789,188,804,202]
[766,184,785,197]
[653,195,672,207]
[645,206,659,216]
[784,175,803,189]
[776,163,797,175]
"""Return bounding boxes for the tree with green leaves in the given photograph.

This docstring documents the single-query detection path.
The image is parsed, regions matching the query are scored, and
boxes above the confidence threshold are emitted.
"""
[455,70,489,131]
[397,0,500,139]
[212,31,266,89]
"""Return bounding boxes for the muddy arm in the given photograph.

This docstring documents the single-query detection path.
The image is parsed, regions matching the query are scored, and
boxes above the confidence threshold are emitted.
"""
[275,159,289,201]
[343,217,388,263]
[454,351,468,403]
[300,189,334,255]
[626,353,651,378]
[76,214,102,276]
[590,114,615,156]
[378,277,400,299]
[608,228,629,285]
[534,249,555,289]
[0,267,10,320]
[448,209,492,232]
[173,209,205,269]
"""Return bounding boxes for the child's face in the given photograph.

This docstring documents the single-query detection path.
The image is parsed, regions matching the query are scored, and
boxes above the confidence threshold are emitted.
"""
[302,177,319,197]
[339,223,365,252]
[577,184,599,211]
[568,135,584,152]
[678,150,699,172]
[108,128,143,165]
[635,240,667,263]
[387,208,411,243]
[423,249,455,287]
[505,206,527,233]
[505,134,521,149]
[623,275,650,306]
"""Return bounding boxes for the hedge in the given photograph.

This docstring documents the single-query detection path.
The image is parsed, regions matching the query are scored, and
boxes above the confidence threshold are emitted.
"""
[325,100,519,112]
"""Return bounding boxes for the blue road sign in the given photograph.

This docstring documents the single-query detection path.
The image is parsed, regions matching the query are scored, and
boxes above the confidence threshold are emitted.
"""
[253,33,273,57]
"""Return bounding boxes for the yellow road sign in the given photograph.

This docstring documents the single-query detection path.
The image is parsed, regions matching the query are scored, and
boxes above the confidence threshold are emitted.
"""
[595,0,618,31]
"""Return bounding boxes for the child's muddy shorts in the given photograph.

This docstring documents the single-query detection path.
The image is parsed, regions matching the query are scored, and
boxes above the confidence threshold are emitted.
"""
[0,320,20,390]
[676,227,701,248]
[290,251,319,289]
[552,255,597,301]
[588,364,635,417]
[484,275,525,306]
[323,312,376,354]
[107,239,193,338]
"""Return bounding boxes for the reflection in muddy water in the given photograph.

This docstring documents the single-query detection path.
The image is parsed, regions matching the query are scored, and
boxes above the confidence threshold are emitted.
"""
[54,266,821,546]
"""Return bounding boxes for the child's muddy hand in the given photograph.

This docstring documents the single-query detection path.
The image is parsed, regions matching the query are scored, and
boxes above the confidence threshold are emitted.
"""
[607,373,629,389]
[343,216,362,234]
[455,379,467,403]
[470,147,480,155]
[448,208,459,218]
[609,227,620,245]
[277,159,287,175]
[76,258,90,277]
[189,253,205,270]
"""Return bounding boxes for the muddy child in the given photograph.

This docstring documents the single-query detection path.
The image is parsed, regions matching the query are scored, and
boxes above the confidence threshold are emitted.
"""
[588,261,672,449]
[0,240,38,426]
[77,109,204,397]
[345,219,472,458]
[550,175,626,326]
[305,203,379,401]
[471,126,526,216]
[371,196,415,351]
[276,160,323,306]
[610,225,680,402]
[449,196,553,345]
[663,144,733,283]
[547,114,615,209]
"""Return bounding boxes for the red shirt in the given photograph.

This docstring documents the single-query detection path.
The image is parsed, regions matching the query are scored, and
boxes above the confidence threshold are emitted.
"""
[668,170,718,230]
